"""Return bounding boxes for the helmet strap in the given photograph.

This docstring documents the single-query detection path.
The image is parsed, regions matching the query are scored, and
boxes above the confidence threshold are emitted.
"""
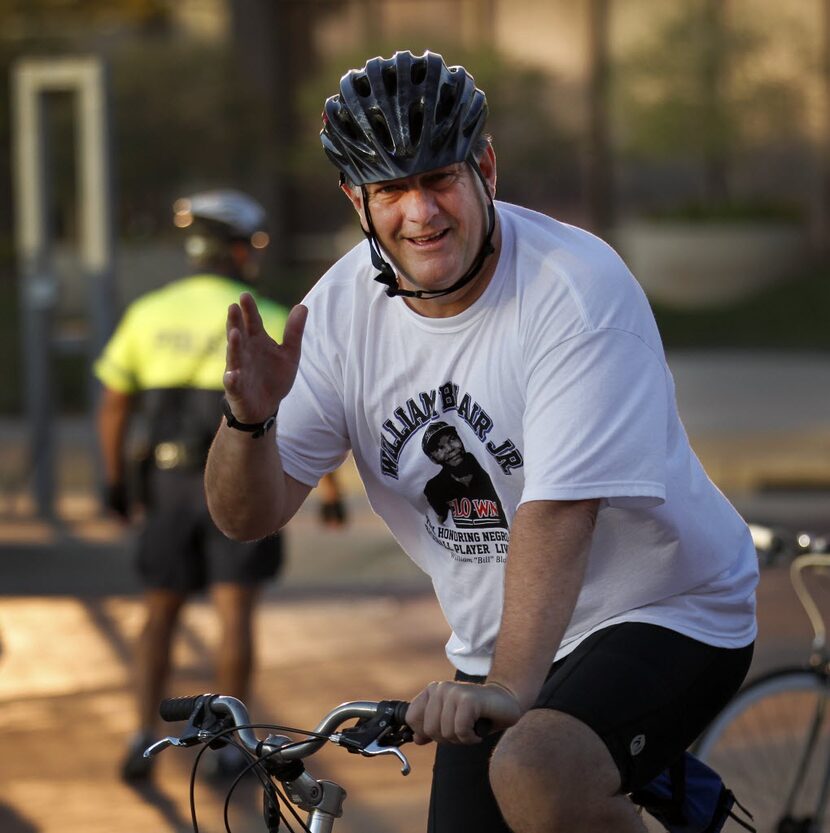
[361,186,400,296]
[362,160,496,300]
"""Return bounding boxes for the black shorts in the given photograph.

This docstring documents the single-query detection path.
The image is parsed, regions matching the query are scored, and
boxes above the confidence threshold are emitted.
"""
[427,622,754,833]
[136,468,283,594]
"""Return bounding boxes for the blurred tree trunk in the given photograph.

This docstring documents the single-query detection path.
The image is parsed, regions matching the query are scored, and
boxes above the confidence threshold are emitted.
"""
[701,0,730,205]
[228,0,289,279]
[586,0,614,234]
[816,0,830,252]
[228,0,334,298]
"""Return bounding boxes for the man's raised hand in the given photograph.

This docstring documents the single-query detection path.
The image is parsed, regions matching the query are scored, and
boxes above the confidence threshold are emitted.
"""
[223,293,308,423]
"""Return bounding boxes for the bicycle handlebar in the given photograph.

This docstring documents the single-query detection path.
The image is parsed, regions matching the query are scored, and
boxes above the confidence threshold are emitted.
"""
[154,693,491,767]
[159,694,204,722]
[148,693,496,832]
[148,695,418,832]
[156,694,413,764]
[790,553,830,658]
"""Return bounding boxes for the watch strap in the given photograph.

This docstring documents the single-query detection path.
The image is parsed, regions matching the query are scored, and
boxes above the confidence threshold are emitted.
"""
[222,397,277,439]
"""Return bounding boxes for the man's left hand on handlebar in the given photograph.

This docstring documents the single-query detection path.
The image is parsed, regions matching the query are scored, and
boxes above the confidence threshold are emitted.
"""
[405,680,522,745]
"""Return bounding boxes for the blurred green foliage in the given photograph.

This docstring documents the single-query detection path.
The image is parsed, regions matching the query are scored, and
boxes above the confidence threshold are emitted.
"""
[614,1,807,211]
[653,267,830,351]
[616,3,804,157]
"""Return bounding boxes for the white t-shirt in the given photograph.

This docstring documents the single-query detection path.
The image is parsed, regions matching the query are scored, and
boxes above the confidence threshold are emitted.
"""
[277,202,758,675]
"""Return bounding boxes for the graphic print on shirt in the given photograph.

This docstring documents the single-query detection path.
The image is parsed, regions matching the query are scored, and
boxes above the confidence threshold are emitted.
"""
[379,381,522,565]
[421,421,508,529]
[379,380,523,479]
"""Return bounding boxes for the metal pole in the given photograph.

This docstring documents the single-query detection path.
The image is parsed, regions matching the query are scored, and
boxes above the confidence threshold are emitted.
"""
[11,57,115,520]
[76,58,115,359]
[13,60,57,519]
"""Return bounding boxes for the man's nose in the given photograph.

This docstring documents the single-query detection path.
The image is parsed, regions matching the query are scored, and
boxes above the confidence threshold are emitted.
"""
[402,187,439,223]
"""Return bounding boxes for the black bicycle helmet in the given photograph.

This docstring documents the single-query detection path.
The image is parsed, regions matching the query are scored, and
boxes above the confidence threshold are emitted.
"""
[321,50,488,186]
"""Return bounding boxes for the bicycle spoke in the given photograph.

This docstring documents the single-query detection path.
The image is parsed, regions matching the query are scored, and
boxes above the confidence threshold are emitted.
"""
[697,671,830,832]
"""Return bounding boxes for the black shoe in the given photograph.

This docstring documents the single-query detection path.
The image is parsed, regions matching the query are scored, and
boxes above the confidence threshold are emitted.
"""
[121,732,156,782]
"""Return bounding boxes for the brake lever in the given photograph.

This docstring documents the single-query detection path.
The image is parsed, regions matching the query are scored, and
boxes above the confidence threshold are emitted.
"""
[356,739,411,775]
[330,729,412,775]
[143,735,191,758]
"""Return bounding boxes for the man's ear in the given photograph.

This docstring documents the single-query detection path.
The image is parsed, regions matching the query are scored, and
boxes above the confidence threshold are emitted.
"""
[477,144,497,198]
[340,181,370,233]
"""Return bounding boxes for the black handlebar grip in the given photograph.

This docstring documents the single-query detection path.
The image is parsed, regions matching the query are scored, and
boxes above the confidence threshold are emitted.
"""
[159,694,206,722]
[473,718,493,738]
[391,700,410,726]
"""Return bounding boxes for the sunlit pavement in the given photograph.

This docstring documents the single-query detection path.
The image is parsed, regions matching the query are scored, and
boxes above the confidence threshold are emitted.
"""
[0,492,447,833]
[0,594,450,833]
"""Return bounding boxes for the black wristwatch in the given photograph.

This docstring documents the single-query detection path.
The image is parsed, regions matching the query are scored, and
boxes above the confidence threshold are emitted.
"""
[222,397,277,439]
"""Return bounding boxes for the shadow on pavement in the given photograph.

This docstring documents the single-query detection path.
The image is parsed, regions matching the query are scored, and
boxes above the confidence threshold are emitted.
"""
[122,781,193,833]
[0,537,140,598]
[0,802,38,833]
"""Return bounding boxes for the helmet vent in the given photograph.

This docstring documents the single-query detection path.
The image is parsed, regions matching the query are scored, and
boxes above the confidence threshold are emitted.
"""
[409,101,424,146]
[435,82,458,124]
[368,108,394,152]
[382,65,397,97]
[354,74,372,97]
[335,107,360,140]
[411,58,427,86]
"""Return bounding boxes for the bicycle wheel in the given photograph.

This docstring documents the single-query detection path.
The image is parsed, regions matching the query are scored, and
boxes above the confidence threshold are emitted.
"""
[694,668,830,833]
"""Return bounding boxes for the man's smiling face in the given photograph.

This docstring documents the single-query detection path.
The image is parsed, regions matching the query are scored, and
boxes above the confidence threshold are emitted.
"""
[341,146,498,313]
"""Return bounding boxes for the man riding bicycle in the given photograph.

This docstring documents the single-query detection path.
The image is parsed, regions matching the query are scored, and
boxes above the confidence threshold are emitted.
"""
[204,51,758,833]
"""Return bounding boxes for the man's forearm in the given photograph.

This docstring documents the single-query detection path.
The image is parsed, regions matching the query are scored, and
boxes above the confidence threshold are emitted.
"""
[97,389,132,483]
[205,421,288,541]
[488,499,598,710]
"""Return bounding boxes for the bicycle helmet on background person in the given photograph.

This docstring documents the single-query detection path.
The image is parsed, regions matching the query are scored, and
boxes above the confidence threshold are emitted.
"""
[320,50,496,300]
[173,189,270,274]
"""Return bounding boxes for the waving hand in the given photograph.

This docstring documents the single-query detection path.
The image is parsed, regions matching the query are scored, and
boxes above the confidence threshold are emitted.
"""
[223,293,308,423]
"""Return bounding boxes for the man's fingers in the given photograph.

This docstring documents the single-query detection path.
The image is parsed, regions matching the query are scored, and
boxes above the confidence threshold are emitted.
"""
[225,322,242,372]
[407,681,518,746]
[226,302,243,339]
[239,291,266,336]
[454,699,482,744]
[281,304,308,357]
[405,690,433,746]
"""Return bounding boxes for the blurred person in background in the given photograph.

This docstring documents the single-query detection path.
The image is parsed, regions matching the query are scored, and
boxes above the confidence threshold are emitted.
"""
[204,51,757,833]
[94,189,347,782]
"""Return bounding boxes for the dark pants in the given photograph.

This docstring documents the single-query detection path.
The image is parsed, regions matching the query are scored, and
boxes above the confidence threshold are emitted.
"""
[427,623,754,833]
[138,467,282,593]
